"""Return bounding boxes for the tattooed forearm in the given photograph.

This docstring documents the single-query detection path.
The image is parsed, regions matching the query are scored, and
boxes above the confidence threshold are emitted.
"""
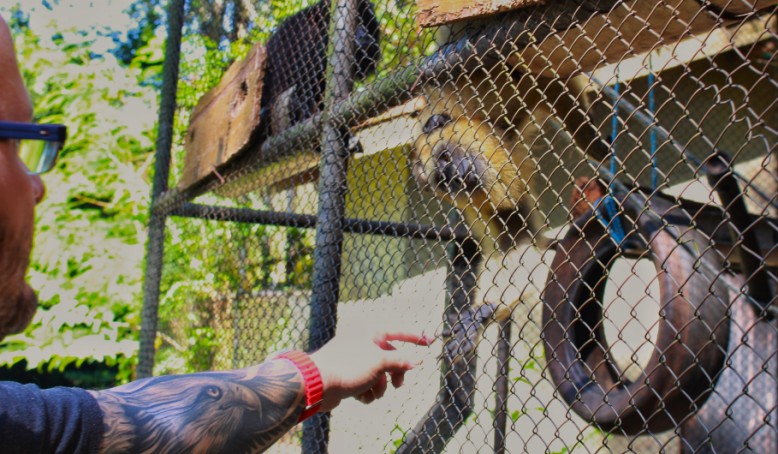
[88,359,305,453]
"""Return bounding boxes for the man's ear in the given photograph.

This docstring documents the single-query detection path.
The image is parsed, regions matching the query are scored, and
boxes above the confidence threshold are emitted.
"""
[0,15,32,123]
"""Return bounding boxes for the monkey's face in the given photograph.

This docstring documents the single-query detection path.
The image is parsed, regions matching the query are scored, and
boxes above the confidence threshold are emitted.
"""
[412,112,529,217]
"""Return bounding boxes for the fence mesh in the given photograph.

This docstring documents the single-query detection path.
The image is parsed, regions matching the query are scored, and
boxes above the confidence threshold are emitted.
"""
[144,0,777,452]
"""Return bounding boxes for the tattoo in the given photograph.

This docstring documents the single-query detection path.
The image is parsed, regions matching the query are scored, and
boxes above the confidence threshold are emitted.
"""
[90,359,305,453]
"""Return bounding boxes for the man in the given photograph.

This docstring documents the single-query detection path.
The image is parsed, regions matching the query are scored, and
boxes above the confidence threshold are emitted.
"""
[0,15,432,453]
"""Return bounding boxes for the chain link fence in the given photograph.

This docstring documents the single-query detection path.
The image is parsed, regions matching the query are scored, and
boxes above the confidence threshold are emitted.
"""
[141,0,777,452]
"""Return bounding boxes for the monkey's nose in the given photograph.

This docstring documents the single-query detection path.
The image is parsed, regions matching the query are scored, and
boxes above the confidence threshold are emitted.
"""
[438,150,479,190]
[456,156,480,188]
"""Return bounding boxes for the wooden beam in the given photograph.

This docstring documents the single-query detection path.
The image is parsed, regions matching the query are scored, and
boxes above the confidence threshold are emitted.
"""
[416,0,545,27]
[178,43,266,190]
[214,151,319,198]
[352,96,426,130]
[709,0,778,15]
[514,0,722,77]
[416,0,778,77]
[514,0,778,77]
[591,15,776,83]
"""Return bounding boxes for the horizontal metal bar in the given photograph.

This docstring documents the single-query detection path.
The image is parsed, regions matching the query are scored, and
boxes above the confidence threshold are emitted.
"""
[169,202,467,242]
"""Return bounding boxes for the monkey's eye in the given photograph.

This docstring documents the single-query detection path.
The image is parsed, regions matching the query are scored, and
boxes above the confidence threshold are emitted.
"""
[423,114,452,134]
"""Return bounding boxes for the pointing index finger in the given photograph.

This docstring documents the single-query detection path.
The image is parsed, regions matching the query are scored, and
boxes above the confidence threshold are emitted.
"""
[374,331,436,349]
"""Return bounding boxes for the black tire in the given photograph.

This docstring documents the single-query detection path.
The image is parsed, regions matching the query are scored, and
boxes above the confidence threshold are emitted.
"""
[542,195,731,434]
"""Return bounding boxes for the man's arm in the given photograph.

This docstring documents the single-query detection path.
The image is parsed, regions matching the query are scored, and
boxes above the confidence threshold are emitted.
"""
[89,359,305,453]
[88,330,433,453]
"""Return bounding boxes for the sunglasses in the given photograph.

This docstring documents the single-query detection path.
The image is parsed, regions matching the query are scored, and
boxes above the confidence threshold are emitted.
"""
[0,121,67,175]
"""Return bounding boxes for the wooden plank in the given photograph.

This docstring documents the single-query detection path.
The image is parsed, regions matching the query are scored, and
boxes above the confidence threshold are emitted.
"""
[179,43,266,190]
[416,0,545,27]
[710,0,778,15]
[590,15,775,82]
[214,151,320,198]
[214,105,423,197]
[416,0,778,28]
[353,96,426,130]
[511,0,777,77]
[416,0,778,77]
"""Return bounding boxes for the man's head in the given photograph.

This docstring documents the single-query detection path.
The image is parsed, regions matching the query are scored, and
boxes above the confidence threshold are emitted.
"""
[0,16,46,340]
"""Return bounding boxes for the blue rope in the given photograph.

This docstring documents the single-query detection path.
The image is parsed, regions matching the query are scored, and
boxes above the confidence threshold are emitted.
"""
[603,75,626,245]
[610,78,620,177]
[648,57,658,189]
[595,196,625,244]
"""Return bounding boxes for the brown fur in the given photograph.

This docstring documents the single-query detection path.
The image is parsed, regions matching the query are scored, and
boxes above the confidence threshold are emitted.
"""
[412,65,606,353]
[412,66,602,255]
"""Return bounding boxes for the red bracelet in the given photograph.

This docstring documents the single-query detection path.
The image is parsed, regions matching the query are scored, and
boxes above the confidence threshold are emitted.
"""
[276,350,323,422]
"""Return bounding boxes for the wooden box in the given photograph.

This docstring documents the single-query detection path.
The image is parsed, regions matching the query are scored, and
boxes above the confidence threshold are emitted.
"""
[179,43,266,190]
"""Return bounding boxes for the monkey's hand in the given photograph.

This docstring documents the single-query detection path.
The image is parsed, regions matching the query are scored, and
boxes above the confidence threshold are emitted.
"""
[441,302,500,364]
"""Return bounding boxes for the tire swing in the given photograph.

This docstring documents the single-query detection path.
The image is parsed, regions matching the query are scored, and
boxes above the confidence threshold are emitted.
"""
[541,192,731,434]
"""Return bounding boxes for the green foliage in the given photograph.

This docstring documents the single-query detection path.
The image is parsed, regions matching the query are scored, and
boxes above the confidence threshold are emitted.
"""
[0,0,433,382]
[373,0,436,79]
[0,359,120,389]
[150,0,327,375]
[154,197,315,374]
[0,8,159,382]
[390,424,409,451]
[510,409,525,422]
[112,0,164,68]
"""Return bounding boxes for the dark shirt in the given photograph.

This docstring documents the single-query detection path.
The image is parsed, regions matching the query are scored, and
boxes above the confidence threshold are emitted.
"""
[0,382,103,453]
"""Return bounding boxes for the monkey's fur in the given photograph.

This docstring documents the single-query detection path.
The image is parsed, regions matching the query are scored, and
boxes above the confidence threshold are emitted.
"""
[262,0,380,136]
[412,65,606,360]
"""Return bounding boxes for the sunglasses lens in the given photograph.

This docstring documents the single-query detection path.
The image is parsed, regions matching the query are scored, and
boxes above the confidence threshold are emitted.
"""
[19,139,61,174]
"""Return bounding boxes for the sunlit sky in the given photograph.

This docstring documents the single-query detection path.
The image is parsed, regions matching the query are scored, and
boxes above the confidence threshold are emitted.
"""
[0,0,138,53]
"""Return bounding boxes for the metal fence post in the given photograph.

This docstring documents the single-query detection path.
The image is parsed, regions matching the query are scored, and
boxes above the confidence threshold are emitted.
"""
[137,0,186,379]
[303,0,360,451]
[493,319,512,454]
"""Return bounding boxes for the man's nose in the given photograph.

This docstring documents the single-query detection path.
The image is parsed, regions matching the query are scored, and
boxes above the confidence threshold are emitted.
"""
[29,173,45,204]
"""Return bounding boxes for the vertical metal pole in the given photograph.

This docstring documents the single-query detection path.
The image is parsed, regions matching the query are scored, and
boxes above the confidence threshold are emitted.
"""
[303,0,359,452]
[493,318,512,454]
[137,0,186,379]
[396,216,480,454]
[232,233,248,369]
[705,152,775,312]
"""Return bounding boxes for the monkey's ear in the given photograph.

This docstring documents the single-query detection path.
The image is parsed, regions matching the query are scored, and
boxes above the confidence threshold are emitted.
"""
[347,135,363,154]
[410,156,429,186]
[422,113,453,134]
[270,85,297,136]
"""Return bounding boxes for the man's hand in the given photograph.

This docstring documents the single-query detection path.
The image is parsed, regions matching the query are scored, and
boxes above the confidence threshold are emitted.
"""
[310,330,434,412]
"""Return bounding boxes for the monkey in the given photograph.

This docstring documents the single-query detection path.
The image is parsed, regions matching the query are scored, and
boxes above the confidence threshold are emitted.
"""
[411,54,609,361]
[261,0,380,136]
[413,66,605,252]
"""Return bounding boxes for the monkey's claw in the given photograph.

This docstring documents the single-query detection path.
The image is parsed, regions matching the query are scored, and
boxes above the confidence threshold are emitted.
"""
[441,303,499,363]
